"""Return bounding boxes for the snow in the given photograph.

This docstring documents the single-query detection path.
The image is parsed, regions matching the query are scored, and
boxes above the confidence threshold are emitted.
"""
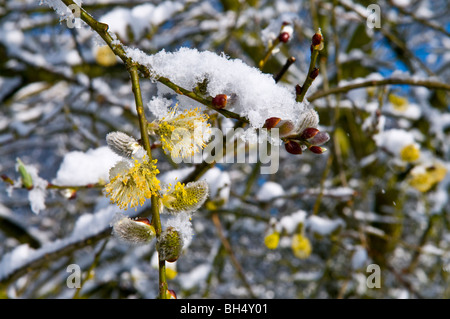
[0,204,124,281]
[0,244,35,281]
[0,76,21,102]
[306,215,345,236]
[384,102,422,120]
[278,210,307,234]
[99,2,184,41]
[392,0,411,7]
[177,263,211,291]
[13,162,48,214]
[158,167,195,185]
[256,181,284,205]
[260,12,298,46]
[201,167,231,202]
[39,0,83,21]
[373,128,417,157]
[165,212,194,248]
[52,146,122,186]
[351,246,368,270]
[126,47,307,129]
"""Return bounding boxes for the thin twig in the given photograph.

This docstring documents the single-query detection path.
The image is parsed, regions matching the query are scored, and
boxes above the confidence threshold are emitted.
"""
[296,49,320,103]
[128,64,168,299]
[73,238,109,299]
[308,78,450,102]
[274,56,296,83]
[211,212,256,298]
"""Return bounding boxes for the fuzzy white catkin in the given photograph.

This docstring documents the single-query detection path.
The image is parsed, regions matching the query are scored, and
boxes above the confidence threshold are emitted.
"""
[111,214,156,245]
[106,131,145,159]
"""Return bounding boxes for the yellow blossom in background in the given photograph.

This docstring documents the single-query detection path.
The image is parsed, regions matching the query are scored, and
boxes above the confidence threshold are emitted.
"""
[150,107,211,159]
[428,162,447,183]
[400,144,420,162]
[291,234,312,259]
[388,94,409,112]
[161,180,209,214]
[105,157,161,210]
[165,266,178,280]
[95,45,117,67]
[264,231,280,250]
[408,171,434,192]
[408,162,447,193]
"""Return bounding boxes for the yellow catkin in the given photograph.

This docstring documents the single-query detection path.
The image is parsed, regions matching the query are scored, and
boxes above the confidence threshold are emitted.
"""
[400,144,420,162]
[105,158,160,210]
[388,94,409,112]
[409,162,447,193]
[162,181,209,214]
[291,234,312,259]
[95,45,117,67]
[152,107,211,159]
[264,232,280,250]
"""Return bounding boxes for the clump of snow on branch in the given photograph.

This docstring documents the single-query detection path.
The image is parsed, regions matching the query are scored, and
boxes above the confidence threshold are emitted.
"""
[0,204,125,282]
[52,146,122,186]
[260,12,298,48]
[125,47,307,129]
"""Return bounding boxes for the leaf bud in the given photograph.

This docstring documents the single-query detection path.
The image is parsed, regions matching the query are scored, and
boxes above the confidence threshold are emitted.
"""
[309,145,327,154]
[278,32,290,43]
[285,140,303,155]
[308,131,330,146]
[16,158,33,190]
[295,84,303,96]
[311,28,324,50]
[263,117,281,130]
[212,94,227,109]
[309,67,319,80]
[278,120,296,137]
[299,127,319,140]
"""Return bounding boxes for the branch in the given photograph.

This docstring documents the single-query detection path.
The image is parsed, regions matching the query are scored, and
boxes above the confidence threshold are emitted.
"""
[307,78,450,102]
[211,212,256,298]
[128,64,168,299]
[59,0,247,124]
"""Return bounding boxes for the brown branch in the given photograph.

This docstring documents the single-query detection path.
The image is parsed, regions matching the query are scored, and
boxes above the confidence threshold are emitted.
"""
[211,212,256,298]
[307,78,450,102]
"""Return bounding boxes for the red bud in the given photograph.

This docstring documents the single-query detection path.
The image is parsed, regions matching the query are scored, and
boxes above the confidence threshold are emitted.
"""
[309,68,319,79]
[135,217,151,226]
[167,289,177,299]
[263,117,281,130]
[212,94,227,109]
[300,127,319,140]
[278,32,290,43]
[285,141,303,154]
[309,146,327,154]
[312,33,322,46]
[295,84,303,96]
[278,120,296,137]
